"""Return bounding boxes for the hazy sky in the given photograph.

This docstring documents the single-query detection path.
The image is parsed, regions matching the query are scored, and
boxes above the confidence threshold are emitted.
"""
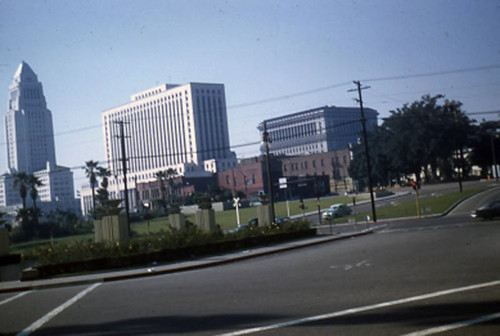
[0,0,499,188]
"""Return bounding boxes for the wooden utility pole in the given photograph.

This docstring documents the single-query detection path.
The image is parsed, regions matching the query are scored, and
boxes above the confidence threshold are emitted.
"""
[263,121,275,224]
[115,120,131,232]
[349,81,377,222]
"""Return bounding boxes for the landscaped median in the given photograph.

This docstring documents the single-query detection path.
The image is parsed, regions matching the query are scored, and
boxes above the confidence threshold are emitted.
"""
[21,220,316,280]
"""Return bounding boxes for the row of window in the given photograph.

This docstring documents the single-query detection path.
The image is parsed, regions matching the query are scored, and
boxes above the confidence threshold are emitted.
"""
[283,156,348,172]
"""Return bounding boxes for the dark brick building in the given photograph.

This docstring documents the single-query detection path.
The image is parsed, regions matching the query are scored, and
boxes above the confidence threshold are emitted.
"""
[280,147,353,193]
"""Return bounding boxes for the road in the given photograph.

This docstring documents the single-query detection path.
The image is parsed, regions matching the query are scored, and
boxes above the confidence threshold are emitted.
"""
[1,183,499,335]
[308,180,496,226]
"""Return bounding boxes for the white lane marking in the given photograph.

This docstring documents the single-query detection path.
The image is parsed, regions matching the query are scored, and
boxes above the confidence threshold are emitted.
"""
[216,279,500,336]
[330,259,371,271]
[16,282,101,336]
[401,311,500,336]
[0,291,31,306]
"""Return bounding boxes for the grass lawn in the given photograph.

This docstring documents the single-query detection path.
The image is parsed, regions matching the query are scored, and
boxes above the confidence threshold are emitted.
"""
[129,194,371,233]
[329,186,488,224]
[10,186,487,252]
[10,234,94,253]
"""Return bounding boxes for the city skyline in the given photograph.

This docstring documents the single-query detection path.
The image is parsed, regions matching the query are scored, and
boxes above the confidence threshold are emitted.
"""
[0,0,499,187]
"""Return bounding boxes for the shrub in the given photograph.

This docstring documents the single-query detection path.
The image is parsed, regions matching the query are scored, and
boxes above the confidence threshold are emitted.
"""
[22,219,312,267]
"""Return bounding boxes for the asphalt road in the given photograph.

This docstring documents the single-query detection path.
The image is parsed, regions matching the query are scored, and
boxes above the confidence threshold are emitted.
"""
[1,183,499,335]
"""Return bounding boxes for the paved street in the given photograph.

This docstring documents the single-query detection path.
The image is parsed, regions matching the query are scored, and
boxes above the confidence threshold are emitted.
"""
[1,184,499,335]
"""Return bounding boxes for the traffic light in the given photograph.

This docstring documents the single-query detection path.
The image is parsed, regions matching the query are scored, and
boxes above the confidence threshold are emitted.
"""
[412,182,417,190]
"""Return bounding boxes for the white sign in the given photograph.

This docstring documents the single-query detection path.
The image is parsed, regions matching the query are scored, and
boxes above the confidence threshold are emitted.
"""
[279,177,287,189]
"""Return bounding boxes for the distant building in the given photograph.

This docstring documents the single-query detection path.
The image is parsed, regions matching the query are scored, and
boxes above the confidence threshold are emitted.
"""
[281,148,354,193]
[1,62,79,216]
[217,155,282,201]
[81,82,237,215]
[258,105,378,156]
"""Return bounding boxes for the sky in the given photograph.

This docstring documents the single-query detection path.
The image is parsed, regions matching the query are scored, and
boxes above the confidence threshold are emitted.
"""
[0,0,499,190]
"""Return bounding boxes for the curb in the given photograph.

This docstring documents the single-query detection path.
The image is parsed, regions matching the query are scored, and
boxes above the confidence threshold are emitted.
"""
[0,229,373,294]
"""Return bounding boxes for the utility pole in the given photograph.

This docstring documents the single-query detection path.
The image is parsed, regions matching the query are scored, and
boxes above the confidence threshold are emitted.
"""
[115,120,131,232]
[349,81,377,222]
[263,121,275,224]
[491,132,499,182]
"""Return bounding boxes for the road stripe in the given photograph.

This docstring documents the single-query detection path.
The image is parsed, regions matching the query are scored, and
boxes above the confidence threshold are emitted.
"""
[217,279,500,336]
[16,283,101,336]
[401,311,500,336]
[0,291,31,306]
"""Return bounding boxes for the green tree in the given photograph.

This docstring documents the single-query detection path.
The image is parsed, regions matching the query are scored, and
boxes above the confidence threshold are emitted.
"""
[13,172,29,208]
[165,168,178,205]
[96,167,112,206]
[154,170,168,213]
[27,174,43,226]
[469,120,500,177]
[84,160,100,213]
[349,95,475,188]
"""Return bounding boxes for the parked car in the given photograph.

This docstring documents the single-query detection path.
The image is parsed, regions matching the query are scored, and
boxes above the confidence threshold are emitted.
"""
[471,200,500,219]
[322,203,352,220]
[275,216,291,226]
[228,217,258,233]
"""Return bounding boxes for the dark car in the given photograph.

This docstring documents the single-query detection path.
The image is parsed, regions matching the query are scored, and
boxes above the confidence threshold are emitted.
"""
[274,216,291,226]
[471,200,500,219]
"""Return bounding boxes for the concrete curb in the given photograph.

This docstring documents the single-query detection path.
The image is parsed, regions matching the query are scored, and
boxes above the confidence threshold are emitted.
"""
[0,229,373,294]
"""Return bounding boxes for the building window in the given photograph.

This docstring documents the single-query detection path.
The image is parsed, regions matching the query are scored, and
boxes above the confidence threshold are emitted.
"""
[312,160,316,168]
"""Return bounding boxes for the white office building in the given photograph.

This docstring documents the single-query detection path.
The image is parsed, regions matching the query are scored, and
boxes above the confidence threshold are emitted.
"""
[80,82,237,215]
[258,105,378,156]
[1,62,78,215]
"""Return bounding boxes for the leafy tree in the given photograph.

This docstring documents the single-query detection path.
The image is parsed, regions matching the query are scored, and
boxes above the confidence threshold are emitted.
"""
[469,120,500,177]
[348,126,394,190]
[349,94,475,188]
[96,167,112,206]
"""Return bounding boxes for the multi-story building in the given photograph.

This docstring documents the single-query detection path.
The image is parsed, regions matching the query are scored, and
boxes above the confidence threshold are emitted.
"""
[281,148,354,193]
[81,82,237,215]
[1,62,78,215]
[258,105,378,156]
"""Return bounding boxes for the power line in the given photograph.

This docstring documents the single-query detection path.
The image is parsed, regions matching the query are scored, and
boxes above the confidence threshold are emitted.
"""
[361,64,500,83]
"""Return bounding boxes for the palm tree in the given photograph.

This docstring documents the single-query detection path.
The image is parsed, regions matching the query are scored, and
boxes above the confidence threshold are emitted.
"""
[84,160,100,212]
[13,172,29,208]
[165,168,178,205]
[154,170,167,212]
[27,174,43,226]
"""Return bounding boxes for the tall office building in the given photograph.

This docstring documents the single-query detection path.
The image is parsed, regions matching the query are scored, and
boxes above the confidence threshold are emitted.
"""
[5,61,56,173]
[81,82,237,215]
[258,105,378,156]
[1,62,78,214]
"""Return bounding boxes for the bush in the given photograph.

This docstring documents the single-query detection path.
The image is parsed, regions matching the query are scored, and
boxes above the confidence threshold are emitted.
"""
[22,219,312,267]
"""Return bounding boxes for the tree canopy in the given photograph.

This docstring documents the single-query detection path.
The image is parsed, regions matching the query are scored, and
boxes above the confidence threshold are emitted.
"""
[349,94,480,188]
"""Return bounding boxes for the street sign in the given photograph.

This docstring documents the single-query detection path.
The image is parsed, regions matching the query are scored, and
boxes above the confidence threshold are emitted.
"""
[279,177,287,189]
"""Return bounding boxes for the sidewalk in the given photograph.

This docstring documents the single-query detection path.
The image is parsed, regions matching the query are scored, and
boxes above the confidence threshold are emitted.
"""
[0,229,374,294]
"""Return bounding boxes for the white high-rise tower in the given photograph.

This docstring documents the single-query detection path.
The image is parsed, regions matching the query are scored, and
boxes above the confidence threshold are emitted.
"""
[0,62,79,215]
[5,61,56,173]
